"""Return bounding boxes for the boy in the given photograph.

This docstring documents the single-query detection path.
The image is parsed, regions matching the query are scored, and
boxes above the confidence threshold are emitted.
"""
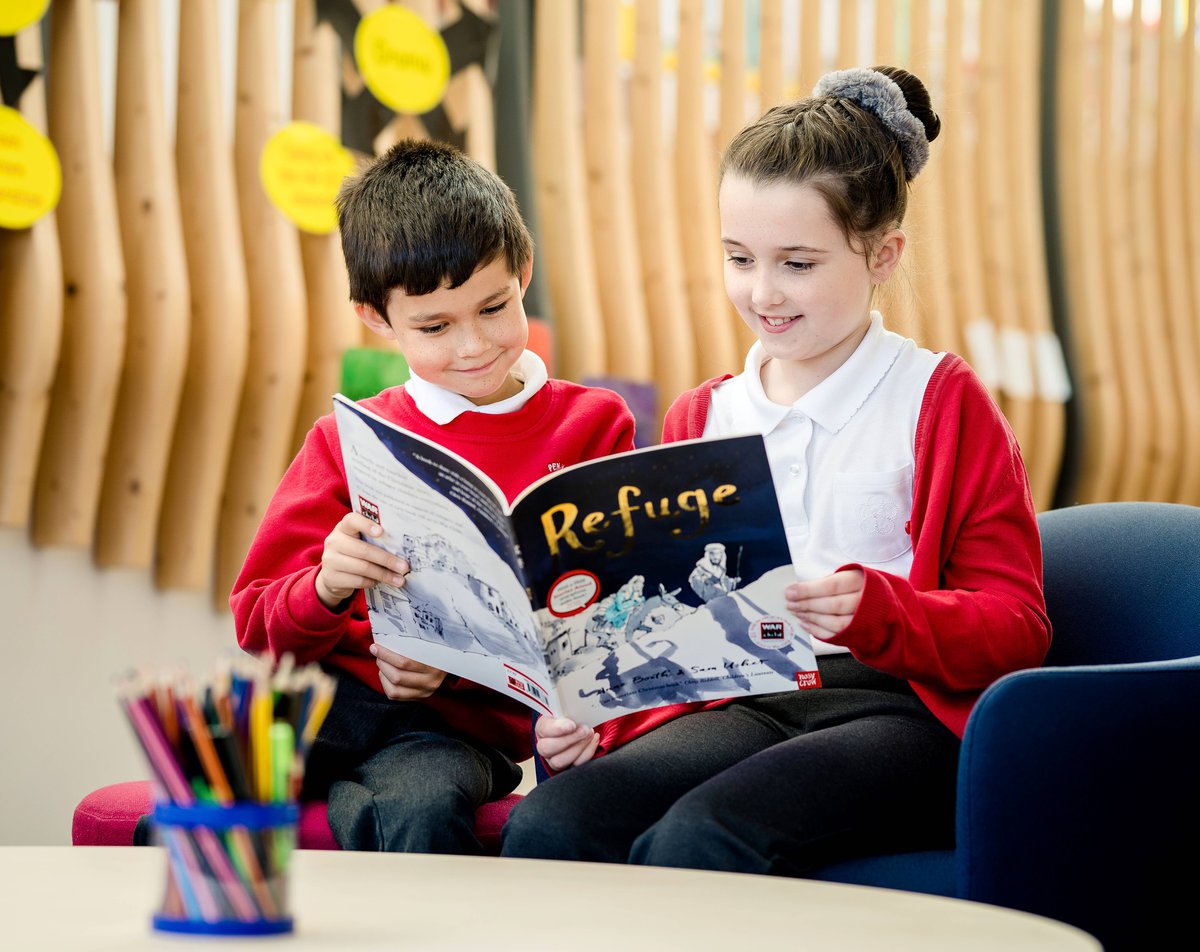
[231,140,635,853]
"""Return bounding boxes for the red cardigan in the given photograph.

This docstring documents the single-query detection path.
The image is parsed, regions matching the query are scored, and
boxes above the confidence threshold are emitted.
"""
[597,353,1049,752]
[231,381,635,761]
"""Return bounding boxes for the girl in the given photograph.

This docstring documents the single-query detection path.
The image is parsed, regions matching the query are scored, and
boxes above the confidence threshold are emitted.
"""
[500,66,1050,875]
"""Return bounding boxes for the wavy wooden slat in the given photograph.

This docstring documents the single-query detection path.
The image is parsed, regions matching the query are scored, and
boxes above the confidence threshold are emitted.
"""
[1087,0,1139,503]
[905,0,958,356]
[291,0,359,453]
[1059,0,1121,504]
[1126,0,1181,502]
[1155,0,1200,504]
[676,0,740,380]
[217,0,309,608]
[33,0,127,548]
[758,0,784,112]
[631,0,698,413]
[96,0,190,568]
[976,3,1040,486]
[798,0,823,96]
[942,3,999,399]
[531,0,606,383]
[719,0,757,356]
[836,0,859,69]
[582,0,653,388]
[0,24,63,529]
[1005,0,1064,511]
[156,0,249,592]
[869,1,918,345]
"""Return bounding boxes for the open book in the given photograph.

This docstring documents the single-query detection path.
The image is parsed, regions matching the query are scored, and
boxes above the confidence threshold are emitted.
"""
[334,394,819,727]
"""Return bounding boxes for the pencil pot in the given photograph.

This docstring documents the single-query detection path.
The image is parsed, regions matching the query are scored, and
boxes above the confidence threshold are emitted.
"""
[151,801,299,936]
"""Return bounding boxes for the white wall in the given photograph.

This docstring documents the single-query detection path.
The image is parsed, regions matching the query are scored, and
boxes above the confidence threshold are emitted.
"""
[0,528,236,845]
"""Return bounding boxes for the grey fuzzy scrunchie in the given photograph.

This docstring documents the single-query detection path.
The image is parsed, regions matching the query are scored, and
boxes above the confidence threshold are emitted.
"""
[812,68,930,178]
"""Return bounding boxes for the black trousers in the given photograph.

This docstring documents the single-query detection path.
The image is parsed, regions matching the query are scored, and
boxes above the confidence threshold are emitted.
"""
[501,655,959,875]
[305,671,523,853]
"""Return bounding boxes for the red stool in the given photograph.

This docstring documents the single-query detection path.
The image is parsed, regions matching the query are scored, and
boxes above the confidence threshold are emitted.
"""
[72,781,521,854]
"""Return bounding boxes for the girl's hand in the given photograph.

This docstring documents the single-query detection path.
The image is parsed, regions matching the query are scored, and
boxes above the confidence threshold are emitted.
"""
[785,568,866,640]
[314,512,409,609]
[370,643,447,699]
[535,716,600,772]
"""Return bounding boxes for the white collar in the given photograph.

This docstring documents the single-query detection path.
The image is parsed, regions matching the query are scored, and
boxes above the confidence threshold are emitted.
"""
[405,350,549,425]
[739,312,903,434]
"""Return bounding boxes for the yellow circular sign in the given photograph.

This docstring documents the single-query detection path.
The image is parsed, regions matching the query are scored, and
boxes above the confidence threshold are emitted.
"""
[355,6,450,115]
[0,0,50,36]
[0,106,61,230]
[260,121,357,235]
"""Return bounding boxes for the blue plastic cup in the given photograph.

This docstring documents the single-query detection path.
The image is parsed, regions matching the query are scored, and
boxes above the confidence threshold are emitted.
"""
[151,801,299,936]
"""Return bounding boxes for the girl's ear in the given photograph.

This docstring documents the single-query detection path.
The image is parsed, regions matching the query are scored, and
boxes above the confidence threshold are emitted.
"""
[869,229,906,284]
[355,303,396,340]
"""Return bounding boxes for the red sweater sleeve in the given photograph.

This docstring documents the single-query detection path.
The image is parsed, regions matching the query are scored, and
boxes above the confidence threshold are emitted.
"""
[821,357,1051,735]
[230,417,357,664]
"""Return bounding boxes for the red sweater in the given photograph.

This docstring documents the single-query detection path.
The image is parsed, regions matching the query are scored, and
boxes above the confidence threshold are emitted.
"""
[231,381,636,761]
[598,354,1049,752]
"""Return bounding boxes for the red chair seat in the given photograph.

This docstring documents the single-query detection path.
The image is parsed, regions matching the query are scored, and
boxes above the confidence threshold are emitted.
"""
[72,781,520,853]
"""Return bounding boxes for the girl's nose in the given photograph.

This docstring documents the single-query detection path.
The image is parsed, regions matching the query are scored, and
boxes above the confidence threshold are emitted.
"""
[751,273,784,310]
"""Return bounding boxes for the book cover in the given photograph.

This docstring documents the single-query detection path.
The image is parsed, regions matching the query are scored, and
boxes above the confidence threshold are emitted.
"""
[334,394,818,726]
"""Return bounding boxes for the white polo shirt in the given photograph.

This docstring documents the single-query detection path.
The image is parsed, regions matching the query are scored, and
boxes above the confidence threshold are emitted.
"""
[404,350,549,424]
[703,314,942,653]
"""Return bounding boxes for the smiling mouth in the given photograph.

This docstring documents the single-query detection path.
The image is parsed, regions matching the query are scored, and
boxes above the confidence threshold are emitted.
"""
[458,357,499,374]
[758,314,800,328]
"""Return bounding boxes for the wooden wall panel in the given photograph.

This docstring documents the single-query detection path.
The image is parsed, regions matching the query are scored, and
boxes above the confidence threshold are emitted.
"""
[156,0,250,591]
[531,0,607,383]
[582,0,654,389]
[0,23,63,529]
[291,0,359,452]
[631,0,697,414]
[676,0,740,380]
[217,0,309,607]
[96,0,190,568]
[34,0,127,548]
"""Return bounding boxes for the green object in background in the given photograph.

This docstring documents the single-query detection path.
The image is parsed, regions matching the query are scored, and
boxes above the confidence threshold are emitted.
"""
[339,347,410,401]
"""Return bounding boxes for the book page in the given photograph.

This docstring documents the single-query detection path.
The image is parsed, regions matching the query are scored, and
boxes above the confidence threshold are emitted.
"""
[511,434,819,726]
[334,396,557,712]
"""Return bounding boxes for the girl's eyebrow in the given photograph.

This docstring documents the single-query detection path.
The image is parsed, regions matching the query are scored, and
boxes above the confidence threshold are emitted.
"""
[721,237,828,255]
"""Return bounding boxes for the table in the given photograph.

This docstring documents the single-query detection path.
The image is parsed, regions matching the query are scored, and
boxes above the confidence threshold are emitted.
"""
[0,847,1101,950]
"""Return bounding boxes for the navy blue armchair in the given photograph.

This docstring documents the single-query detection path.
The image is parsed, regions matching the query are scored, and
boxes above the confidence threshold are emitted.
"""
[809,502,1200,951]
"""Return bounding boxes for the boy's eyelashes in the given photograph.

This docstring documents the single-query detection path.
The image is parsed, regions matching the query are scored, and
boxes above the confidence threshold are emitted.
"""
[413,301,511,335]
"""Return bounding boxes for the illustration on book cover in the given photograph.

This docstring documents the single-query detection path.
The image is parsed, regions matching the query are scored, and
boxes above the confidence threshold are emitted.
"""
[336,394,819,726]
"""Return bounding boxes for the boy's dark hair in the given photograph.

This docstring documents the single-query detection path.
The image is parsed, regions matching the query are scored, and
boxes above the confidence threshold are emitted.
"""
[719,66,940,254]
[336,139,534,320]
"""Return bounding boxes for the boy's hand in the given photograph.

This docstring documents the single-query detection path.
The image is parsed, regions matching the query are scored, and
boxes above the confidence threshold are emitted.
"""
[314,512,409,610]
[370,643,447,699]
[536,717,599,772]
[785,568,866,641]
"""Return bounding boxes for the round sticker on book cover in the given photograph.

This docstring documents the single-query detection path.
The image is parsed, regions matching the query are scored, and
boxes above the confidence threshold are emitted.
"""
[547,571,600,618]
[355,6,450,115]
[748,615,796,649]
[0,106,61,229]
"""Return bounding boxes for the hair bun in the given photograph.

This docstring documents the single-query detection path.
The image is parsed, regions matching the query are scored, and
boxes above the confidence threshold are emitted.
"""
[812,66,937,178]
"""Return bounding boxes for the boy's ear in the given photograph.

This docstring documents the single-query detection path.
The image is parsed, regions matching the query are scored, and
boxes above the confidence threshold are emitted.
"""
[518,255,534,296]
[355,303,396,340]
[869,229,905,284]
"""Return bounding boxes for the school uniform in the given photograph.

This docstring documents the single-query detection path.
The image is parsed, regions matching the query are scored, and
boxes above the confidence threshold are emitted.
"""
[232,351,635,852]
[501,317,1049,874]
